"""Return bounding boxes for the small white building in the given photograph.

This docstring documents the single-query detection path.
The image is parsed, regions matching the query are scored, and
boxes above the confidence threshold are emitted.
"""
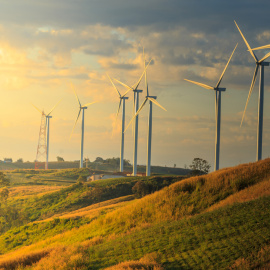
[87,174,125,181]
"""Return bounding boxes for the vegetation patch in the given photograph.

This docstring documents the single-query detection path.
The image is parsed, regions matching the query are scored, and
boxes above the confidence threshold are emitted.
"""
[0,159,270,269]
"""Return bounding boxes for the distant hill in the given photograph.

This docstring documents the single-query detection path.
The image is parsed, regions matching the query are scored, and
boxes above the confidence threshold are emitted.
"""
[0,159,269,269]
[0,161,190,175]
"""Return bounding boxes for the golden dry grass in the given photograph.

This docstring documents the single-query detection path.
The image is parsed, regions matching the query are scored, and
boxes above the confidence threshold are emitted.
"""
[8,186,63,199]
[40,195,134,222]
[104,253,164,270]
[0,237,104,270]
[0,249,50,270]
[207,178,270,212]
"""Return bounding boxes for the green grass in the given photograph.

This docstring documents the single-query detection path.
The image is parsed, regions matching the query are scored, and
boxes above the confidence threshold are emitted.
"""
[0,217,90,255]
[81,196,270,269]
[1,159,270,269]
[1,174,182,235]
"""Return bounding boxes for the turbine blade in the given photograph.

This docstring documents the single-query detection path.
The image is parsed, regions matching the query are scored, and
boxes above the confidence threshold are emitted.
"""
[70,109,81,139]
[216,43,238,88]
[122,87,132,97]
[133,58,153,90]
[116,99,122,119]
[136,98,148,115]
[240,65,259,127]
[31,103,43,114]
[234,21,258,62]
[148,97,167,111]
[125,99,147,133]
[143,47,149,96]
[113,78,133,92]
[71,83,81,107]
[111,102,121,138]
[250,44,270,51]
[184,79,214,90]
[82,101,98,108]
[107,73,121,97]
[258,51,270,63]
[48,99,62,116]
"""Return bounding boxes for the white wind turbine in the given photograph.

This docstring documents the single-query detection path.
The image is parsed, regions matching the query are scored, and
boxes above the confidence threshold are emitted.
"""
[32,100,61,169]
[235,21,270,161]
[107,74,130,172]
[185,43,238,171]
[124,50,167,176]
[113,59,152,176]
[70,84,97,168]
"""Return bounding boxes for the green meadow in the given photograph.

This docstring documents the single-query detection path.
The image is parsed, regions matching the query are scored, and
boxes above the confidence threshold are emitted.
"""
[0,159,269,269]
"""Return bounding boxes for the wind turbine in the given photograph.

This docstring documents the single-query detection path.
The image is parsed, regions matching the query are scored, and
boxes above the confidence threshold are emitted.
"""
[113,59,152,176]
[124,50,167,176]
[235,21,270,161]
[107,74,130,172]
[185,43,238,171]
[32,101,61,169]
[70,84,97,168]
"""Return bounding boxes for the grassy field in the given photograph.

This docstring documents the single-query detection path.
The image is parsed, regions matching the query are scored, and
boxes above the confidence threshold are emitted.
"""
[0,159,269,269]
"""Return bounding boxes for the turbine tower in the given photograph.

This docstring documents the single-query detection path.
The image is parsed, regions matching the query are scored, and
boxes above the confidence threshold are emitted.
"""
[113,59,152,176]
[185,43,237,171]
[33,101,61,169]
[107,74,130,172]
[235,21,270,161]
[124,50,166,176]
[70,84,97,168]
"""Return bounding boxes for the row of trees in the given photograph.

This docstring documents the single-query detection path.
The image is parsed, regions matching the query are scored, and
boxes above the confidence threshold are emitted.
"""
[94,157,131,166]
[0,158,24,163]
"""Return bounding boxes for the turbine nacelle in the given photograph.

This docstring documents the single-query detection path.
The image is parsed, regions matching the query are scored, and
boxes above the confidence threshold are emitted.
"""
[32,100,61,119]
[258,62,270,66]
[214,88,226,92]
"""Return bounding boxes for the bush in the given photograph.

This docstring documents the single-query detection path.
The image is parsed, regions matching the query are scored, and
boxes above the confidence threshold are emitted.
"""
[77,175,87,183]
[0,172,10,187]
[132,181,152,198]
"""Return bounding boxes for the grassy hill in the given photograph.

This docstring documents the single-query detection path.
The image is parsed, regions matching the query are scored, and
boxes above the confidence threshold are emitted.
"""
[0,159,269,269]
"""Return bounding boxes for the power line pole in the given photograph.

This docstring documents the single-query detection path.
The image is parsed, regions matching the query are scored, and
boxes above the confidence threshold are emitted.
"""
[35,113,47,170]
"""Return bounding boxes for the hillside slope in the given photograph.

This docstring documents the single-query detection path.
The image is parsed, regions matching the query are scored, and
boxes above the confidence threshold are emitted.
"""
[0,159,269,269]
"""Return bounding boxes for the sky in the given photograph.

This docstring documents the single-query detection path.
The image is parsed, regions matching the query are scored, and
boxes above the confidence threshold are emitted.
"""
[0,0,270,171]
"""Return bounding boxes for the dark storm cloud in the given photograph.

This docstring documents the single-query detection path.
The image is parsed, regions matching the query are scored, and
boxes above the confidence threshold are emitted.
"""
[0,0,270,35]
[1,0,269,81]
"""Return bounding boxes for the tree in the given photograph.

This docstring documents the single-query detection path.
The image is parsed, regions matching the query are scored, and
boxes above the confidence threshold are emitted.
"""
[0,172,10,187]
[57,156,64,162]
[132,181,151,198]
[16,158,23,163]
[94,157,104,163]
[189,158,211,175]
[77,175,87,183]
